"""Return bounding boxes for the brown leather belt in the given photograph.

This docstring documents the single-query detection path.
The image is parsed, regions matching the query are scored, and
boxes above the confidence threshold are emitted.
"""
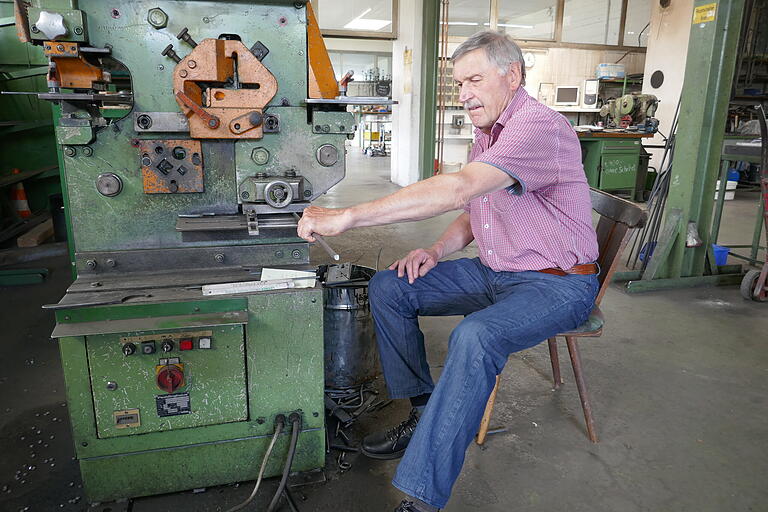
[537,263,599,276]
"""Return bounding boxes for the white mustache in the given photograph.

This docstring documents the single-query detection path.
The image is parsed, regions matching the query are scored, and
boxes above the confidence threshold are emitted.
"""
[464,100,483,110]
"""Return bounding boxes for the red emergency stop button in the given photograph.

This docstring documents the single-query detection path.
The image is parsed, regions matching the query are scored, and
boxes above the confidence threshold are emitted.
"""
[156,365,185,393]
[179,338,193,351]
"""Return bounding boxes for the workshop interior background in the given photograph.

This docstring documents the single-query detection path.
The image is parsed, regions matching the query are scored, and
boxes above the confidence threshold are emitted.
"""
[1,0,767,511]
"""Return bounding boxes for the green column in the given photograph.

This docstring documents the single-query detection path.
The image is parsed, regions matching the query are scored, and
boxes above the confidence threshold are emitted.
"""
[419,0,439,181]
[661,0,744,279]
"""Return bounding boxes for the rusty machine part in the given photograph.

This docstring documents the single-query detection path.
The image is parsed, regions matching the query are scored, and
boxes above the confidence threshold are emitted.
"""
[306,1,339,99]
[138,140,204,194]
[43,40,110,89]
[169,37,278,139]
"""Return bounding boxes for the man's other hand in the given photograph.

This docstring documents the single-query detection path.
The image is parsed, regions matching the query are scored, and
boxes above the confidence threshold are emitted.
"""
[389,248,440,284]
[297,206,352,242]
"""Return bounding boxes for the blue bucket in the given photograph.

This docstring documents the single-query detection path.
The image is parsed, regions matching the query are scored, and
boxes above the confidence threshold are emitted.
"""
[639,242,657,262]
[712,244,730,266]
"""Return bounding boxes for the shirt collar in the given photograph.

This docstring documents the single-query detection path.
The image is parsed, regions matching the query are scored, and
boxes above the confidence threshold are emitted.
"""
[474,87,530,140]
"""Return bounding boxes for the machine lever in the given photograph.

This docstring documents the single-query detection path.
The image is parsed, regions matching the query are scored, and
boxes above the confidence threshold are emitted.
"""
[175,91,221,129]
[292,213,340,261]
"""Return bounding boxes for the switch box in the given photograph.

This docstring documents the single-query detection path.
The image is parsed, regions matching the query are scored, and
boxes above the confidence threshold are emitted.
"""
[87,325,246,438]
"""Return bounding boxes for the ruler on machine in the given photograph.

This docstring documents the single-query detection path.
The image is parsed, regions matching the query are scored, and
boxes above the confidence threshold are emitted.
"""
[202,279,298,296]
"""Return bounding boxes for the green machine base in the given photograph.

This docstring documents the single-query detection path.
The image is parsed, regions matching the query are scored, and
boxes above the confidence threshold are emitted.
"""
[54,287,325,502]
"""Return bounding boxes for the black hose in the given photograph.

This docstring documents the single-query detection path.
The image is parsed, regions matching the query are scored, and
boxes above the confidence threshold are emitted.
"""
[266,413,302,512]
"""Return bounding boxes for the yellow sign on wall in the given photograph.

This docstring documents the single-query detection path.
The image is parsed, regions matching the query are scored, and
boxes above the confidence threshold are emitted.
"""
[693,3,717,24]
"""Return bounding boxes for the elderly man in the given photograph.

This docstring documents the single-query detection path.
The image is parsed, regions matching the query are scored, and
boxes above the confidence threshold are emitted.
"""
[298,31,599,512]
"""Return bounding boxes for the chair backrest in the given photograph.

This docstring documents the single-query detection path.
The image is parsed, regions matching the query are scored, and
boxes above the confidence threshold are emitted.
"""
[589,188,647,305]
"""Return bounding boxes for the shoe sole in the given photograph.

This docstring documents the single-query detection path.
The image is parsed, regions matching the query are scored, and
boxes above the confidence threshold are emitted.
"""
[360,447,406,460]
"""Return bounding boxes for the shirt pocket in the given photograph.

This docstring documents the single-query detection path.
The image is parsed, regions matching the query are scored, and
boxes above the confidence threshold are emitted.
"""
[489,190,518,213]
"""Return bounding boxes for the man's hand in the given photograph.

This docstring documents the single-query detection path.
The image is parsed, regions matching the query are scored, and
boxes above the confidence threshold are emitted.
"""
[297,206,353,242]
[389,247,441,284]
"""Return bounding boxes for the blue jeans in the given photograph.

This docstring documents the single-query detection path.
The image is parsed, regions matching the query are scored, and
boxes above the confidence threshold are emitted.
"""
[368,258,598,509]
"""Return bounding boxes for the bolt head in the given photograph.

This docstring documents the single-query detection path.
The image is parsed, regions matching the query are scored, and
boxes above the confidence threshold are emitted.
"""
[188,60,197,69]
[179,69,188,78]
[31,25,39,33]
[82,146,93,157]
[63,146,75,157]
[251,147,269,165]
[85,259,97,269]
[74,27,83,35]
[214,253,225,263]
[147,8,168,29]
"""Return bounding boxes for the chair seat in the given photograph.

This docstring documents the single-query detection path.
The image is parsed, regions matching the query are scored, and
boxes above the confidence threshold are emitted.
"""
[559,306,604,336]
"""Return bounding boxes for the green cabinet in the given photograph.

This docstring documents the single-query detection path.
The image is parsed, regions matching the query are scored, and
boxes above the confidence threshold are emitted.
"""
[580,137,642,197]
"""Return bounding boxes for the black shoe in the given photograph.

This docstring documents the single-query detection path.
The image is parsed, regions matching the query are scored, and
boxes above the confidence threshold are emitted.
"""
[393,500,440,512]
[361,408,420,460]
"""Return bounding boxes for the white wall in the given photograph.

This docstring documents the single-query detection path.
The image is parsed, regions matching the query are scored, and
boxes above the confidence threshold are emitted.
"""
[390,0,424,187]
[641,0,695,169]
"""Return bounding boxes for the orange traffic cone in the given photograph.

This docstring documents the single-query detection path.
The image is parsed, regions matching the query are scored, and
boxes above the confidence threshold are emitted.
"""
[10,169,32,218]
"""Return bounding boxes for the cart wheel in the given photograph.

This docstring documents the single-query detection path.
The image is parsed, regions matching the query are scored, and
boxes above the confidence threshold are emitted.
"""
[740,269,767,302]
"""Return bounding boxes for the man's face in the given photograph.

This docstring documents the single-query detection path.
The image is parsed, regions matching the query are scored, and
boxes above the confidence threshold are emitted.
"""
[452,48,521,133]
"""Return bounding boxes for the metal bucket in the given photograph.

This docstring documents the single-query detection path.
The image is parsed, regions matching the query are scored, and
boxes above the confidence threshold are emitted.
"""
[323,265,380,389]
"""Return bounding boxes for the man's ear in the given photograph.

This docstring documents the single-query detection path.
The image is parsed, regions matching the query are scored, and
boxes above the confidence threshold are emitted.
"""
[507,61,522,88]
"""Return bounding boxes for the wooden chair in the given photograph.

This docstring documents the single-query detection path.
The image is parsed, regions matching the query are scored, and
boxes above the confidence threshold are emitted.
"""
[476,189,648,445]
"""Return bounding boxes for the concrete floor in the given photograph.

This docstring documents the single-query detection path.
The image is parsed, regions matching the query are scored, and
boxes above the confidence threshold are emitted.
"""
[1,147,767,512]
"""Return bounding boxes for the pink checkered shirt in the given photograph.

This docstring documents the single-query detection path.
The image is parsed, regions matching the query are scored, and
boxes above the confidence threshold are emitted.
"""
[465,88,598,272]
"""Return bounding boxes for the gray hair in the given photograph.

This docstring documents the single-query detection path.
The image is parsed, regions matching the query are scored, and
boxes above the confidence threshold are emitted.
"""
[451,31,526,86]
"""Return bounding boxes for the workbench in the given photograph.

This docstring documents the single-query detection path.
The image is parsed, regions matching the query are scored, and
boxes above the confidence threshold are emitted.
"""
[578,131,654,199]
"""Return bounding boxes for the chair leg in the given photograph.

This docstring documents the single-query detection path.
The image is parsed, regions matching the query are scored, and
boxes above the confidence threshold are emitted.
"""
[547,337,563,389]
[476,375,500,446]
[565,336,598,443]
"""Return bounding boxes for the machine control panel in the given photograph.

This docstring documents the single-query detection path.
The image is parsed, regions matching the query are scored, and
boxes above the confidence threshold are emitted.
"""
[120,330,213,355]
[87,325,245,439]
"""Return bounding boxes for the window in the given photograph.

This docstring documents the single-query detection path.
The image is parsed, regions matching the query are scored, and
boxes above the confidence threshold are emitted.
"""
[316,0,396,39]
[329,52,392,81]
[562,0,622,46]
[623,0,652,47]
[444,0,491,38]
[443,0,649,50]
[497,0,558,41]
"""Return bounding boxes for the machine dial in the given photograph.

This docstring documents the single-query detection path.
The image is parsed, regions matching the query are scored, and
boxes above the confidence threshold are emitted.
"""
[156,366,185,393]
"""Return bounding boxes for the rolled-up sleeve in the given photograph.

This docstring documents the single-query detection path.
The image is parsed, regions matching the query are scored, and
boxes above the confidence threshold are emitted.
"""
[474,110,564,195]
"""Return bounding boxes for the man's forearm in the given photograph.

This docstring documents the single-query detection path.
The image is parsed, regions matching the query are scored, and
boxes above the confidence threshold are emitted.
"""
[430,213,473,259]
[346,173,469,229]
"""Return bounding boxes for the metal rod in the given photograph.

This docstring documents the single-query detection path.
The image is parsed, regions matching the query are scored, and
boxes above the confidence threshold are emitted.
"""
[292,213,340,261]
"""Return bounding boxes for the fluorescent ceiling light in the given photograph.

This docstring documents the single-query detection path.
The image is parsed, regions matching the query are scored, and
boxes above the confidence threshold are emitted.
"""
[497,23,534,28]
[344,18,391,30]
[343,7,391,31]
[482,22,535,29]
[440,21,480,25]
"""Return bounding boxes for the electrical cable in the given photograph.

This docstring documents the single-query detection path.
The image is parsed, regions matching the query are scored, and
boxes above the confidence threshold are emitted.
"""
[224,415,285,512]
[266,414,302,512]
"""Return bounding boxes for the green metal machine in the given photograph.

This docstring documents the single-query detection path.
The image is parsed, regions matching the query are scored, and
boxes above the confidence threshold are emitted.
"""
[12,0,361,502]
